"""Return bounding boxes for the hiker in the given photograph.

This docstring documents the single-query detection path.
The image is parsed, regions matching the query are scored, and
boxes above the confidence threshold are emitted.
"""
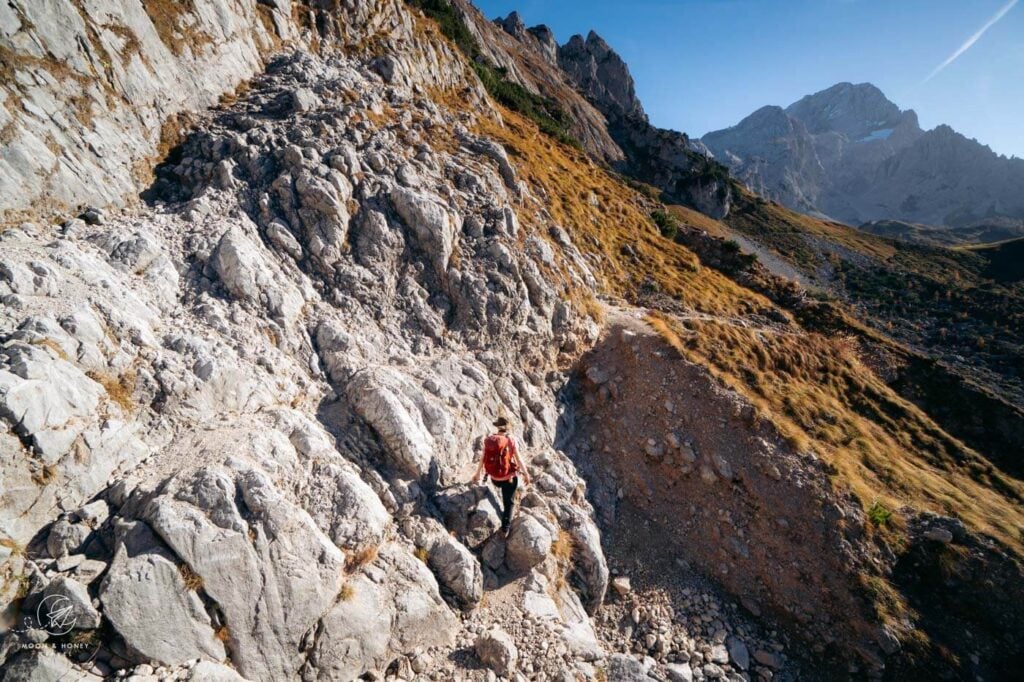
[471,416,531,535]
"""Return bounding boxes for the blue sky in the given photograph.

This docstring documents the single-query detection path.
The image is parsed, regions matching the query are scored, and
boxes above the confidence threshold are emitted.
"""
[474,0,1024,158]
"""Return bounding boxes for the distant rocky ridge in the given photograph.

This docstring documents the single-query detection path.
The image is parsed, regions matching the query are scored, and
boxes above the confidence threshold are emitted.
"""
[703,82,1024,228]
[486,13,732,217]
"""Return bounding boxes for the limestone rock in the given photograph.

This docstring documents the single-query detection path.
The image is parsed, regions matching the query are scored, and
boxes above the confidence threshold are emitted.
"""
[923,527,954,544]
[40,575,100,630]
[390,186,457,277]
[666,662,694,682]
[346,367,444,481]
[301,459,391,553]
[605,653,649,682]
[308,544,457,679]
[611,576,632,596]
[100,520,225,666]
[211,225,303,324]
[428,534,483,611]
[0,344,103,459]
[46,517,91,559]
[0,648,102,682]
[505,514,552,572]
[727,637,750,670]
[475,627,518,675]
[187,661,247,681]
[143,465,344,680]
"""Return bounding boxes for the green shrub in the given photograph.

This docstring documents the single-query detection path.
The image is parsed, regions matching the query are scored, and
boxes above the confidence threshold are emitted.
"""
[867,500,893,526]
[405,0,480,56]
[650,210,679,240]
[406,0,580,147]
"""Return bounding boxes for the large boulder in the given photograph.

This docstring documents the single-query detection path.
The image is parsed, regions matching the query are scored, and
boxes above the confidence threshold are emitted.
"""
[427,534,483,611]
[210,225,303,324]
[46,516,91,559]
[306,544,458,679]
[606,653,652,681]
[505,513,552,572]
[40,575,100,631]
[301,459,391,552]
[553,503,609,614]
[475,627,518,675]
[390,186,457,277]
[100,520,226,666]
[143,464,344,681]
[0,648,102,682]
[187,661,248,681]
[346,367,448,481]
[0,343,148,547]
[0,344,102,460]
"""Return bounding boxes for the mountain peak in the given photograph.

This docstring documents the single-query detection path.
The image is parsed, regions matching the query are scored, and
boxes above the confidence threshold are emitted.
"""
[586,30,609,48]
[495,11,527,38]
[703,80,1023,227]
[785,81,904,139]
[494,12,560,66]
[558,30,646,122]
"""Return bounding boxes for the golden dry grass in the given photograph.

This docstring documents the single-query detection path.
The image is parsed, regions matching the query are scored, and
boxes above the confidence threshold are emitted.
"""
[140,0,211,57]
[665,204,733,238]
[344,544,379,574]
[551,529,574,564]
[179,563,203,591]
[31,464,58,487]
[87,369,136,413]
[214,625,231,643]
[0,538,24,557]
[339,582,355,602]
[579,292,606,324]
[726,189,898,265]
[68,629,101,647]
[473,108,772,321]
[29,338,69,362]
[649,311,1024,554]
[548,529,575,602]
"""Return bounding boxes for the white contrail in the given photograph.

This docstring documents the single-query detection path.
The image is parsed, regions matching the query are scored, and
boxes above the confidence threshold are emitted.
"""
[922,0,1019,84]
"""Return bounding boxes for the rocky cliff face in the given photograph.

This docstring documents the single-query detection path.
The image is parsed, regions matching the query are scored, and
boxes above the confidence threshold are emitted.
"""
[556,31,646,124]
[0,0,471,224]
[549,27,731,217]
[450,0,624,166]
[703,82,1024,227]
[0,3,618,679]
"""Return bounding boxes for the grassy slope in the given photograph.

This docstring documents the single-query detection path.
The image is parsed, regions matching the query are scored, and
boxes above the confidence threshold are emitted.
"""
[721,191,1024,378]
[471,107,1024,558]
[715,192,1024,472]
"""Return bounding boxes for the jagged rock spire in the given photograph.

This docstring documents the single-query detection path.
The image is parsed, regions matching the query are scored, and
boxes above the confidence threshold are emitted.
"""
[557,30,647,123]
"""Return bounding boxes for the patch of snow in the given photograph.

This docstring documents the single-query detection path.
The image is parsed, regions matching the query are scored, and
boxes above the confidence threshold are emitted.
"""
[860,128,893,142]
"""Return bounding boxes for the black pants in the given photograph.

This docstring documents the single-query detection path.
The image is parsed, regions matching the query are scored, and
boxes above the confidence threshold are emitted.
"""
[493,477,518,530]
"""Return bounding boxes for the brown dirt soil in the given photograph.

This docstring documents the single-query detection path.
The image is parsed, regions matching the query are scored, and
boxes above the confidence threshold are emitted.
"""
[564,308,884,670]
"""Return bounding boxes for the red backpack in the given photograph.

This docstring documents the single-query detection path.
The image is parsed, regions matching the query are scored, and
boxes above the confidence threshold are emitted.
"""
[483,434,517,479]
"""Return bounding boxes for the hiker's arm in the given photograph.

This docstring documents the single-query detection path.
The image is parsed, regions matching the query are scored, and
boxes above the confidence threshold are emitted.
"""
[513,442,531,485]
[471,449,485,483]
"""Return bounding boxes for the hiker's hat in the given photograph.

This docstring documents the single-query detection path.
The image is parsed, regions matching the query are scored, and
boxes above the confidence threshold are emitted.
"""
[493,416,509,428]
